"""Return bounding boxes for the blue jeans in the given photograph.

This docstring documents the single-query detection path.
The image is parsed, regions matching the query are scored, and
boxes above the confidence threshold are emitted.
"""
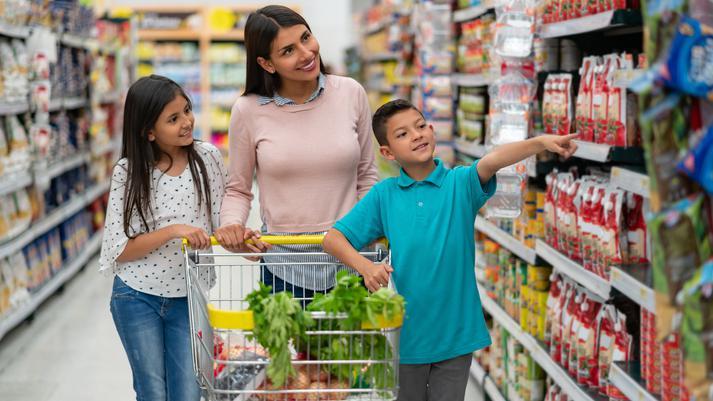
[110,276,200,401]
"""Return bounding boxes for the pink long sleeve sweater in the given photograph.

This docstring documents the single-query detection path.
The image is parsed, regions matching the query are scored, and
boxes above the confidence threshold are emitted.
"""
[220,74,379,233]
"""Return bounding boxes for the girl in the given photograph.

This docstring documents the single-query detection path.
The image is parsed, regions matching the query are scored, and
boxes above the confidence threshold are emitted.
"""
[99,75,232,401]
[215,5,379,300]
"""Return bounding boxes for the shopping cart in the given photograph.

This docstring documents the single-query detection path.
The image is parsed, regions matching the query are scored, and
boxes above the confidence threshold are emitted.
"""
[183,235,402,401]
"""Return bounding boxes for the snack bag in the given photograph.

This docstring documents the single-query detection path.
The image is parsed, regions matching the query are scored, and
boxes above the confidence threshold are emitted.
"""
[626,192,648,265]
[576,294,603,387]
[576,57,598,142]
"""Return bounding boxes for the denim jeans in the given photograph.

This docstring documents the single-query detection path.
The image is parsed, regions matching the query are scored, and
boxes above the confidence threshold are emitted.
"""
[109,276,200,401]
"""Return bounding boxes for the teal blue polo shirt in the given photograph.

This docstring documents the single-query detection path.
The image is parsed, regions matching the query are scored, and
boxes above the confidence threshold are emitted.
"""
[333,158,496,364]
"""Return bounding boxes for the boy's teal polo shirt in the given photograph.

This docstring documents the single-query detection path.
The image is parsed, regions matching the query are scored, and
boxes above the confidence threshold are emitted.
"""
[333,158,496,364]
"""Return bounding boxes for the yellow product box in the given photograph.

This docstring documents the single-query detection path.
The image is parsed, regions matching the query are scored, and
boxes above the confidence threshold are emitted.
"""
[536,192,546,209]
[527,266,552,291]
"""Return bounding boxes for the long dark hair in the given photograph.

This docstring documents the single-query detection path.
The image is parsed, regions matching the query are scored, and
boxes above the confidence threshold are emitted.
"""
[243,5,326,97]
[120,75,213,238]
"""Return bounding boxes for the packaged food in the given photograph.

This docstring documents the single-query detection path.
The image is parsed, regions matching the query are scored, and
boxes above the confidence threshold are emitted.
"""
[576,294,603,387]
[626,192,648,264]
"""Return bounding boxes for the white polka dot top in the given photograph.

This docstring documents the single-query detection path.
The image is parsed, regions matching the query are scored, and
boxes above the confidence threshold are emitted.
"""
[98,141,227,297]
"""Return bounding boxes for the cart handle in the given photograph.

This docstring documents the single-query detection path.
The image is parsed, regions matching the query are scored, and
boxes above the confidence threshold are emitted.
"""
[182,234,325,249]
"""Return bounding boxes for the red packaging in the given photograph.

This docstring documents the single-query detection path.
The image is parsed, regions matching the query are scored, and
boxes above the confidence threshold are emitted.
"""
[591,58,612,143]
[597,305,617,395]
[568,295,586,377]
[543,76,557,134]
[550,281,572,363]
[576,294,604,387]
[589,186,607,277]
[545,273,563,349]
[641,310,650,385]
[559,74,574,136]
[602,189,627,279]
[556,173,575,252]
[661,333,685,401]
[562,290,583,372]
[608,313,632,401]
[647,339,662,395]
[626,193,648,265]
[580,183,596,271]
[545,171,560,248]
[576,57,597,142]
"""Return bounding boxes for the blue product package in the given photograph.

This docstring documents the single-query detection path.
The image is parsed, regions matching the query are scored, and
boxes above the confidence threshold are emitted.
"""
[665,17,713,100]
[677,124,713,194]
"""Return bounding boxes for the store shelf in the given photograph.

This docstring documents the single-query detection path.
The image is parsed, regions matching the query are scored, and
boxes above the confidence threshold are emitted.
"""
[138,29,202,41]
[43,152,91,181]
[0,170,34,197]
[475,216,538,264]
[0,100,30,115]
[0,181,109,260]
[48,98,63,112]
[60,34,90,49]
[63,97,88,109]
[455,138,487,158]
[610,266,655,312]
[365,52,400,62]
[91,139,121,157]
[610,362,658,401]
[210,30,245,41]
[572,140,644,164]
[610,167,650,198]
[454,4,493,23]
[0,230,103,342]
[470,356,506,401]
[452,73,497,87]
[478,285,603,401]
[0,22,31,38]
[539,10,643,38]
[535,239,611,300]
[98,91,121,104]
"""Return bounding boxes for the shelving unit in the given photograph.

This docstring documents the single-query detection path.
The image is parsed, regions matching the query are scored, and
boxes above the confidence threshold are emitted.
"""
[610,166,650,198]
[0,101,30,115]
[452,73,497,88]
[609,362,658,401]
[455,138,487,159]
[539,9,643,38]
[469,356,507,401]
[0,230,103,342]
[478,284,605,401]
[475,216,538,265]
[0,181,109,261]
[610,267,655,312]
[571,140,645,164]
[535,240,611,300]
[453,4,494,23]
[0,171,33,197]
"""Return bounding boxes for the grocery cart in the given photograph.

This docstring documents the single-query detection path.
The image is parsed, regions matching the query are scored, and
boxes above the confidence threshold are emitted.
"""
[183,235,402,401]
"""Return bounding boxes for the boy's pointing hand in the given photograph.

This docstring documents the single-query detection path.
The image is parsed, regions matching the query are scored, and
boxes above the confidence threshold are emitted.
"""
[540,134,579,159]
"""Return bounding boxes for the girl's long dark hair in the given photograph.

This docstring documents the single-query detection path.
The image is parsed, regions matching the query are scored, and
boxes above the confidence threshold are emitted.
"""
[243,5,326,97]
[120,75,213,238]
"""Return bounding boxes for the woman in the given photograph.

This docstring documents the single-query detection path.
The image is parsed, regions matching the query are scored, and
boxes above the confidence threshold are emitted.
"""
[215,5,378,299]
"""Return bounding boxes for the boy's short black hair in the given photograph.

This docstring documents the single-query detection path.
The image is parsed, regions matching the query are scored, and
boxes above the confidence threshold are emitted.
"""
[372,99,425,146]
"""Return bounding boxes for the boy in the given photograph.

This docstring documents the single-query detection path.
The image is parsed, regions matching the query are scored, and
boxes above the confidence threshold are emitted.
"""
[322,99,577,401]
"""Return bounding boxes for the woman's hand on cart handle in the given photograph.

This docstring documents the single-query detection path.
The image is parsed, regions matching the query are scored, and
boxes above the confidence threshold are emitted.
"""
[361,262,394,293]
[214,224,270,254]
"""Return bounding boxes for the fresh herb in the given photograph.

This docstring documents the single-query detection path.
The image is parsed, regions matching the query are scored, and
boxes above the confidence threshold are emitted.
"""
[246,283,313,387]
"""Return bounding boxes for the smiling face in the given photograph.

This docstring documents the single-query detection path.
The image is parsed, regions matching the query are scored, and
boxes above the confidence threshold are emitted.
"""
[147,93,195,152]
[256,24,321,84]
[379,109,436,166]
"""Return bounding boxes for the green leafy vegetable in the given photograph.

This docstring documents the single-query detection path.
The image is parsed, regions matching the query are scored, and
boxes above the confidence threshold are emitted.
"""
[246,283,313,387]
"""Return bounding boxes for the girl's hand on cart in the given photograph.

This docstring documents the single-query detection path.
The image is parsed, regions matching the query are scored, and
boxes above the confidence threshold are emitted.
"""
[361,262,394,292]
[172,224,212,249]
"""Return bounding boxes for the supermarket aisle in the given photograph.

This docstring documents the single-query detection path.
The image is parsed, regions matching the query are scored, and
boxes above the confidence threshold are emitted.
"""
[0,190,264,401]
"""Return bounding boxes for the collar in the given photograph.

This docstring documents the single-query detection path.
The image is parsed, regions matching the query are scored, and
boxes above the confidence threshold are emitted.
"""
[397,158,447,188]
[258,73,326,106]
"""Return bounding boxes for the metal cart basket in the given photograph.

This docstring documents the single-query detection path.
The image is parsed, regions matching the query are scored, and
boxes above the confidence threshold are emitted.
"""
[184,235,401,401]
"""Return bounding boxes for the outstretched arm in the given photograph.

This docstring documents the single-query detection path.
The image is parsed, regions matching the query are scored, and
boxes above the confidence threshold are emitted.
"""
[477,134,578,183]
[323,228,393,292]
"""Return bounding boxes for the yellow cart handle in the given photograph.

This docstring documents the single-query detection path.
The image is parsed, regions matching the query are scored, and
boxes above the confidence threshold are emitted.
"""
[182,234,325,249]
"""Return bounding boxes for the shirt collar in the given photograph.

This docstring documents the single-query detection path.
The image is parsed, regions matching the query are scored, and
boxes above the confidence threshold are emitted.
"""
[258,73,326,106]
[397,158,447,188]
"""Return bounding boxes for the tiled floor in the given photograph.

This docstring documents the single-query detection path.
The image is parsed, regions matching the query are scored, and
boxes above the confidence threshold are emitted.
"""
[0,191,483,401]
